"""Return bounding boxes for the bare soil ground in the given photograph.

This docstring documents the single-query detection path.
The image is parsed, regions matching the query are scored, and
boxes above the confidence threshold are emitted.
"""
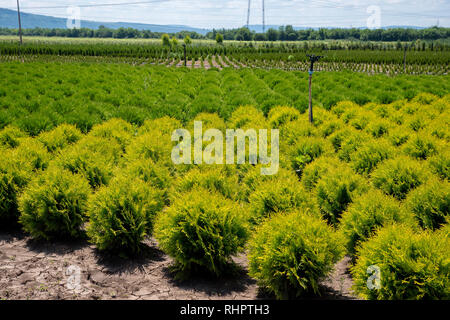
[0,231,357,300]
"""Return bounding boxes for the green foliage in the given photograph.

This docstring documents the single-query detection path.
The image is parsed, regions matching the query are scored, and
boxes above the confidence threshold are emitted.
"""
[215,33,224,44]
[405,179,449,230]
[351,224,449,300]
[315,166,368,225]
[87,175,165,256]
[0,150,32,223]
[268,106,300,128]
[227,106,267,129]
[287,137,329,176]
[371,157,428,200]
[154,189,249,277]
[350,139,393,175]
[122,158,172,204]
[388,126,410,146]
[14,138,50,171]
[0,125,27,148]
[37,124,82,152]
[162,34,170,46]
[248,211,344,299]
[55,136,122,189]
[339,190,415,256]
[18,167,91,240]
[403,134,439,160]
[89,118,135,150]
[301,156,342,191]
[248,171,315,224]
[428,150,449,180]
[175,166,239,201]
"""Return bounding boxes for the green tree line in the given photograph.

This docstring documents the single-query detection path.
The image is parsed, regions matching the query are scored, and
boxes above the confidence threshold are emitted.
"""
[1,25,449,42]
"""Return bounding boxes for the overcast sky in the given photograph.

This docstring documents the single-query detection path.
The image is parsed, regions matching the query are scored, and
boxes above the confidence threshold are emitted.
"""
[2,0,450,28]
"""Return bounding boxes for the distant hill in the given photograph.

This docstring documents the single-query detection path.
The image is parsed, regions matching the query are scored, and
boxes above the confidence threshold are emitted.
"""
[0,8,210,35]
[0,8,429,36]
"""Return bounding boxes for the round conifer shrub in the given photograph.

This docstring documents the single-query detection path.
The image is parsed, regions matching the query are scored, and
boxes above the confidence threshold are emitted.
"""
[87,176,165,256]
[248,172,315,225]
[248,211,344,299]
[227,106,267,129]
[89,118,135,150]
[351,224,449,300]
[55,136,122,189]
[287,137,329,176]
[268,106,300,128]
[0,149,32,224]
[37,124,82,153]
[339,190,416,256]
[428,151,449,180]
[315,166,368,225]
[301,156,343,191]
[175,166,239,201]
[350,139,393,175]
[405,179,449,231]
[154,189,249,277]
[0,125,27,148]
[18,167,91,240]
[403,134,439,160]
[371,157,427,200]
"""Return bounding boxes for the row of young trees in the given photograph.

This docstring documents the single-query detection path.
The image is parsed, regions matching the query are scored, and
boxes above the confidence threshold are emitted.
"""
[206,26,450,42]
[0,26,205,40]
[1,25,449,42]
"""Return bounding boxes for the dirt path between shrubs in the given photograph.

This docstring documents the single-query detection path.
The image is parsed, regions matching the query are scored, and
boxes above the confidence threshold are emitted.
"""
[0,231,357,300]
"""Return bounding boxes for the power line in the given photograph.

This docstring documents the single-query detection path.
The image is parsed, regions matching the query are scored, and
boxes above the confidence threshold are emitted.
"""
[4,0,172,10]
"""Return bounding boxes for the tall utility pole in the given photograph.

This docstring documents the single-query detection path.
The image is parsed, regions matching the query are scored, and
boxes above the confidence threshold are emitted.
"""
[247,0,251,29]
[262,0,265,33]
[17,0,23,45]
[307,54,323,124]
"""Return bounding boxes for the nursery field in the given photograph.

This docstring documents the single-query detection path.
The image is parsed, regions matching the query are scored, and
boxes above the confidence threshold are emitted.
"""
[0,62,449,136]
[1,37,449,75]
[0,57,449,300]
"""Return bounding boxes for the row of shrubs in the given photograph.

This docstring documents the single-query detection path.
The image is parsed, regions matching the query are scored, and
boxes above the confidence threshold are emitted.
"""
[0,95,448,299]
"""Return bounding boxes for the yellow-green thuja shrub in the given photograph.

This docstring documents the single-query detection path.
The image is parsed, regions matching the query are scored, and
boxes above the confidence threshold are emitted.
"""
[87,175,165,256]
[0,125,27,149]
[403,134,440,160]
[55,136,123,189]
[248,170,316,225]
[138,116,182,136]
[428,150,449,180]
[227,106,267,129]
[339,190,416,256]
[0,148,33,224]
[350,139,393,175]
[405,178,449,231]
[351,224,449,300]
[248,210,345,299]
[18,166,91,240]
[122,158,172,205]
[14,137,50,171]
[174,166,239,201]
[37,124,82,153]
[267,106,301,128]
[315,166,368,225]
[301,156,343,191]
[286,137,331,176]
[154,188,249,278]
[88,118,135,151]
[0,138,50,225]
[371,157,428,200]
